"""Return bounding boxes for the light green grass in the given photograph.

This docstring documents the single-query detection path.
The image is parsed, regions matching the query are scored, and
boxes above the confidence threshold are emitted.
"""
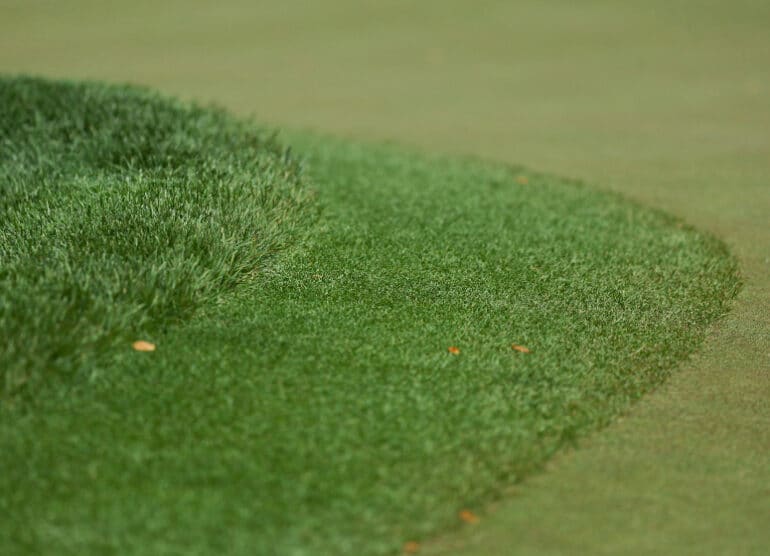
[0,77,739,555]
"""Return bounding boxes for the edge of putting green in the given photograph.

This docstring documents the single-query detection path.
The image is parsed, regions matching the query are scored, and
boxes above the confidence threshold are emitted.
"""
[286,131,749,555]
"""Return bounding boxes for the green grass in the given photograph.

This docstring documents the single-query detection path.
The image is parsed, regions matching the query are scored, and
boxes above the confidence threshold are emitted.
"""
[0,77,739,555]
[0,76,313,397]
[2,2,767,553]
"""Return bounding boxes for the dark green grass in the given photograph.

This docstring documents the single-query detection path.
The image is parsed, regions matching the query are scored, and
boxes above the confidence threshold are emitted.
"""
[0,77,313,397]
[0,78,739,555]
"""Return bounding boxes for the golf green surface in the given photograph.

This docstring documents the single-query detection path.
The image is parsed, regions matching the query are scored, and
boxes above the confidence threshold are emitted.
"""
[1,1,768,554]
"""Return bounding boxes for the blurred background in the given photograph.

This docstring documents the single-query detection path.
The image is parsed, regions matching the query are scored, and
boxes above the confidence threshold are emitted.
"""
[2,1,768,554]
[2,0,768,239]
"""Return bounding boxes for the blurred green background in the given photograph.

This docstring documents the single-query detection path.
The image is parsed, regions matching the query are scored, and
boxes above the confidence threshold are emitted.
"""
[2,1,768,553]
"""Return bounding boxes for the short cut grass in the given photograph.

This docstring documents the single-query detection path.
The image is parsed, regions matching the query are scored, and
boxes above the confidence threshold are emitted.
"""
[0,78,739,555]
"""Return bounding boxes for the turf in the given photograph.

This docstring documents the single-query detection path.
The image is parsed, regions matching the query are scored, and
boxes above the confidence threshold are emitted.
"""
[2,2,767,554]
[0,77,313,398]
[0,78,739,555]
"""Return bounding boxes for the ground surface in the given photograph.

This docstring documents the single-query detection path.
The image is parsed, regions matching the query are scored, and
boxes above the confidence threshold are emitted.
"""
[1,78,738,555]
[1,1,768,554]
[0,77,312,396]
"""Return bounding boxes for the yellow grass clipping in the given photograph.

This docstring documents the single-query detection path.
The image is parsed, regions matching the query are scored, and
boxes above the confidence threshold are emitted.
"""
[132,340,156,352]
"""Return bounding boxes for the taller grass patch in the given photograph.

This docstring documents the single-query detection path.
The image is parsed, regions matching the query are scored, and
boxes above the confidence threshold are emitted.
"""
[0,77,314,397]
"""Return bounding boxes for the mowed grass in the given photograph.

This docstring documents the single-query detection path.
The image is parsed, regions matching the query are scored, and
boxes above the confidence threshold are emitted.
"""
[0,78,739,555]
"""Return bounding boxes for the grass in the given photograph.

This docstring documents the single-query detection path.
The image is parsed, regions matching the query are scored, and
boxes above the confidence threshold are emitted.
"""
[0,76,313,398]
[3,2,768,554]
[0,77,740,555]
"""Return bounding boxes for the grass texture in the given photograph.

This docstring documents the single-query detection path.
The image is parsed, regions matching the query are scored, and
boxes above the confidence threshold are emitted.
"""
[0,77,739,555]
[0,76,313,397]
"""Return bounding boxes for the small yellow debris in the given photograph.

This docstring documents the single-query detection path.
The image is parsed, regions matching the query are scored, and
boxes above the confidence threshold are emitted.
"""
[404,540,420,554]
[511,344,531,354]
[459,509,479,524]
[448,346,461,355]
[132,340,156,352]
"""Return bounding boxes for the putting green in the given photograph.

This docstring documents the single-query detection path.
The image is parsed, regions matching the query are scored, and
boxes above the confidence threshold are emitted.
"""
[2,1,769,554]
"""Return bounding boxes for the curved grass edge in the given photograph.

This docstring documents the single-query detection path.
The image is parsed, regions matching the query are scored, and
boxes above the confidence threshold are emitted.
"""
[0,80,730,553]
[283,132,743,552]
[290,127,743,421]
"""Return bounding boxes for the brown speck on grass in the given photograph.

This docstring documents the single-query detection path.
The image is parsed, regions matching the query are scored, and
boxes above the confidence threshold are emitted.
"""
[459,509,479,524]
[404,540,420,553]
[132,340,156,352]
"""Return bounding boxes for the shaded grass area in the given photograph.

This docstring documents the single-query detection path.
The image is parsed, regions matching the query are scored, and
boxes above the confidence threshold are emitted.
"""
[0,77,313,397]
[0,79,739,555]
